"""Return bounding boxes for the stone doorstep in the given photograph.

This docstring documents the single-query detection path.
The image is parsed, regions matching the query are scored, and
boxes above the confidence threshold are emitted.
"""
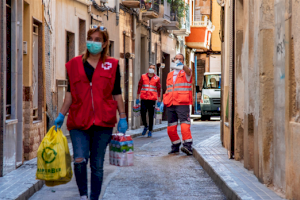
[193,135,285,200]
[0,122,168,200]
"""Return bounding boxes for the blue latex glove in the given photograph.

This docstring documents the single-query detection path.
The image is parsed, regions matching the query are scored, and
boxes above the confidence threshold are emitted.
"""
[159,102,164,112]
[54,113,65,131]
[157,101,161,107]
[176,61,184,66]
[136,99,140,105]
[118,118,128,134]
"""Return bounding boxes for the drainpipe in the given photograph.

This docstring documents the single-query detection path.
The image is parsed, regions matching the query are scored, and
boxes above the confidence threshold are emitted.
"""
[210,0,212,21]
[116,0,119,25]
[229,0,235,158]
[149,20,152,65]
[133,14,136,40]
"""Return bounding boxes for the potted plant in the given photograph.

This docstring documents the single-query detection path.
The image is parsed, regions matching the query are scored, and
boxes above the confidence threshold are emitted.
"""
[145,0,152,10]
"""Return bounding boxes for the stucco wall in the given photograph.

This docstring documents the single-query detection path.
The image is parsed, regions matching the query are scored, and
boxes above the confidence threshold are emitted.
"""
[23,0,43,87]
[55,0,91,80]
[161,33,177,60]
[211,0,221,52]
[285,0,300,198]
[273,0,286,191]
[221,0,300,198]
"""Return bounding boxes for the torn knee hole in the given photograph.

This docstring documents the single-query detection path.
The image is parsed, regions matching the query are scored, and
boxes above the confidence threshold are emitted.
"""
[74,158,86,164]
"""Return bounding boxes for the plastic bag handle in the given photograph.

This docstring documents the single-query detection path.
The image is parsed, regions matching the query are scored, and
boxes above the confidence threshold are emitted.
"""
[48,126,60,141]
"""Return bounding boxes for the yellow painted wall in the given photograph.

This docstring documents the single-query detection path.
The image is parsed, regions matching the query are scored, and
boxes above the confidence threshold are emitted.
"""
[23,0,43,87]
[211,0,221,51]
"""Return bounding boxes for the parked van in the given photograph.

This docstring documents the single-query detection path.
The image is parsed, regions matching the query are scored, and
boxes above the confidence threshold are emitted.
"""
[199,72,221,120]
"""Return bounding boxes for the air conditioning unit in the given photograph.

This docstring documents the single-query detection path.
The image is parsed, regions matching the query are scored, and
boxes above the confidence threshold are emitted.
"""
[23,41,27,54]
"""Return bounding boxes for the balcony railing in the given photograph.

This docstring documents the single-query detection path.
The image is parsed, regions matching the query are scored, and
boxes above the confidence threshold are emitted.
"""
[193,16,214,31]
[180,9,190,31]
[163,1,171,21]
[170,11,179,22]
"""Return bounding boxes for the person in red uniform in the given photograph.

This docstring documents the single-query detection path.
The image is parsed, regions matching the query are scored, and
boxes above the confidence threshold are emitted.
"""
[53,26,127,200]
[161,53,193,155]
[136,65,161,137]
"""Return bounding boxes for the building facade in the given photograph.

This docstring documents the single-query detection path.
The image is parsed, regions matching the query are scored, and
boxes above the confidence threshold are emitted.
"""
[0,0,47,176]
[221,0,300,198]
[1,0,26,176]
[0,0,190,177]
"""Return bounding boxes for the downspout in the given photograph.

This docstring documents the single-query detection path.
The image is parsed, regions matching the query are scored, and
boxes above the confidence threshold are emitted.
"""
[210,0,212,21]
[116,0,119,26]
[131,15,136,128]
[0,0,6,177]
[133,13,136,40]
[229,0,235,158]
[149,20,152,65]
[210,0,212,51]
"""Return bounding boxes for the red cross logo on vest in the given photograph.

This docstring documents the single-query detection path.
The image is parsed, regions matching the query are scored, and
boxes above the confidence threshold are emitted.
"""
[102,62,112,70]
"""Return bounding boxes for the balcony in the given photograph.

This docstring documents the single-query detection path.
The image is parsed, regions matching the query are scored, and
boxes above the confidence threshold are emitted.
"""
[141,0,160,20]
[185,16,215,50]
[122,0,140,8]
[172,8,190,36]
[152,1,180,30]
[163,11,180,30]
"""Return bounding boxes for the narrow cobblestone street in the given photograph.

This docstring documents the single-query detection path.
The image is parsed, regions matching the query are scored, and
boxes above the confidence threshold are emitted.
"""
[29,121,226,200]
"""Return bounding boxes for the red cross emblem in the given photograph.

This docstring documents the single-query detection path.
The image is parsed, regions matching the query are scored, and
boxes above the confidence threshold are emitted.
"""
[102,62,112,70]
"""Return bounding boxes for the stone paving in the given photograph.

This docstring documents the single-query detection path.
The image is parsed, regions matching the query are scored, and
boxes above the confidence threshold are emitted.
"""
[193,134,285,200]
[125,121,168,138]
[101,122,226,200]
[0,158,43,200]
[0,123,167,200]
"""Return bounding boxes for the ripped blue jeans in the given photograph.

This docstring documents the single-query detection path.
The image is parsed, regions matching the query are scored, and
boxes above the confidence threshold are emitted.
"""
[70,126,112,200]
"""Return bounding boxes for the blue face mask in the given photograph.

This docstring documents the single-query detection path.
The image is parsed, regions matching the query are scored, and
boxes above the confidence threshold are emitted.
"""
[86,41,103,55]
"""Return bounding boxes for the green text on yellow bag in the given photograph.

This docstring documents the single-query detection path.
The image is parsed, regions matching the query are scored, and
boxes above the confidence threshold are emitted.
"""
[36,126,72,185]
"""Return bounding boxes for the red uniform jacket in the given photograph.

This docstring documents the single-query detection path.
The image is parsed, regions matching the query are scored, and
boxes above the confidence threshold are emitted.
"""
[163,70,193,107]
[138,73,160,101]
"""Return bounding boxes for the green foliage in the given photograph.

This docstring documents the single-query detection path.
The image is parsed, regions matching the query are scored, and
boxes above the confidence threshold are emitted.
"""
[161,0,189,28]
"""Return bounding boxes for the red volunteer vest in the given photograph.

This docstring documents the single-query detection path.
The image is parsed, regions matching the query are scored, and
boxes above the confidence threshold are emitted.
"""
[66,56,118,130]
[163,70,193,107]
[140,73,160,101]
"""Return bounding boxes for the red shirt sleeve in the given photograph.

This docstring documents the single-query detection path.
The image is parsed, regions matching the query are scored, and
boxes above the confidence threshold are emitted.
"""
[157,78,161,98]
[137,76,143,95]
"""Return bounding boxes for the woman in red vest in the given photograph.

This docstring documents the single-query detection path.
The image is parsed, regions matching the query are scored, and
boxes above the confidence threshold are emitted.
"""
[54,26,127,200]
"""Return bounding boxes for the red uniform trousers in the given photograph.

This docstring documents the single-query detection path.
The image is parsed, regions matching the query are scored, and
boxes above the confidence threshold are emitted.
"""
[167,105,192,144]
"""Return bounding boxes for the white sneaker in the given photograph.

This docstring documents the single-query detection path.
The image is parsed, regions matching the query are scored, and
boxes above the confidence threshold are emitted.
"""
[80,196,88,200]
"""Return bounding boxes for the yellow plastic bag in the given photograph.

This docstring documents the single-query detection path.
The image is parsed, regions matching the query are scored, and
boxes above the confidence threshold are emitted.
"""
[36,126,73,186]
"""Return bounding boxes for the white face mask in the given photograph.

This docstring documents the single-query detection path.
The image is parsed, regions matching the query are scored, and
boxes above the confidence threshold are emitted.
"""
[149,68,155,74]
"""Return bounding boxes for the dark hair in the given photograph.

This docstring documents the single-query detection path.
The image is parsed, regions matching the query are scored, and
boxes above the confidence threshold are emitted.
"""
[176,53,185,61]
[82,27,110,63]
[149,64,156,68]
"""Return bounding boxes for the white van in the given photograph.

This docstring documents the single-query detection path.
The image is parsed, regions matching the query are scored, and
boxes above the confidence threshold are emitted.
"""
[199,72,221,120]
